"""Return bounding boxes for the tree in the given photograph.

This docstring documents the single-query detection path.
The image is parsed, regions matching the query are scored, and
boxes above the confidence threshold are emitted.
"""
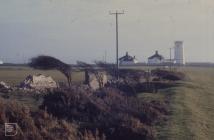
[29,55,72,87]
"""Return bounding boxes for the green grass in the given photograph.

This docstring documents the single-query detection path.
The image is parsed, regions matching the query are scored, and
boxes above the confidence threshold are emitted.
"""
[138,67,214,140]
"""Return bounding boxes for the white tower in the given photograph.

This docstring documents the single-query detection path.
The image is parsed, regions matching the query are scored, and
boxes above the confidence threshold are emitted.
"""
[0,60,3,65]
[174,41,185,65]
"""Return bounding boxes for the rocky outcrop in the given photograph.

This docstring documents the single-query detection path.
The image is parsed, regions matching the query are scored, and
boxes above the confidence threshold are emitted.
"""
[0,81,12,93]
[20,74,57,91]
[85,71,108,90]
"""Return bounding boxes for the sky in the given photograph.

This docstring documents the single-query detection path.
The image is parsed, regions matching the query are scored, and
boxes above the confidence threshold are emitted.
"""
[0,0,214,63]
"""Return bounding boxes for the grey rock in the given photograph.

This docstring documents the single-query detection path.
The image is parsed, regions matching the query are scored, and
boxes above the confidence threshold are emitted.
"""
[85,71,108,90]
[0,81,12,93]
[20,74,57,91]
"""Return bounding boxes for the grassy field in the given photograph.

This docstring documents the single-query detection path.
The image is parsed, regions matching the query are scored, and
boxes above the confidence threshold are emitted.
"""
[0,66,84,111]
[138,67,214,140]
[1,66,214,139]
[0,66,84,86]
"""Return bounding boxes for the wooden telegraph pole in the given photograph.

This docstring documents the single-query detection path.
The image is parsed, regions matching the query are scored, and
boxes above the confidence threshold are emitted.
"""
[109,10,124,80]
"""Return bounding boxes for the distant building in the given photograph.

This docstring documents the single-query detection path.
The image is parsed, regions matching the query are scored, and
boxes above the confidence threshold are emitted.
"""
[148,51,165,64]
[174,41,185,65]
[163,59,176,65]
[0,60,3,65]
[119,52,138,65]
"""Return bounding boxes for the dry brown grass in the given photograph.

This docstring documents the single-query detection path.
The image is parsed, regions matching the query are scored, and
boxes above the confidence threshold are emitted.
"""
[0,97,105,140]
[40,87,169,140]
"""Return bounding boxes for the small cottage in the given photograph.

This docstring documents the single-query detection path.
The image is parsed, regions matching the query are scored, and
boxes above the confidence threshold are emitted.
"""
[119,52,138,65]
[148,51,165,64]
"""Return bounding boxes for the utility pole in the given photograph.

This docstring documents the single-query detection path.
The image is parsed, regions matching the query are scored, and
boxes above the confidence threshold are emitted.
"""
[103,50,107,64]
[169,48,172,71]
[104,50,107,64]
[110,10,124,80]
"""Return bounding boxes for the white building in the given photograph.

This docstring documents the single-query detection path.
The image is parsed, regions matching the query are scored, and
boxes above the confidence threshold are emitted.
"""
[0,60,3,65]
[164,59,176,64]
[148,51,165,64]
[174,41,185,65]
[119,52,138,65]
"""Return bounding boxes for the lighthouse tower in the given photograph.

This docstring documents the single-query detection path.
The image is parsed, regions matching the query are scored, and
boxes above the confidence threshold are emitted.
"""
[174,41,185,65]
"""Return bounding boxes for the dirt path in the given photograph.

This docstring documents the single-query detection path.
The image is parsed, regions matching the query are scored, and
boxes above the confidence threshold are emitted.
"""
[158,67,214,140]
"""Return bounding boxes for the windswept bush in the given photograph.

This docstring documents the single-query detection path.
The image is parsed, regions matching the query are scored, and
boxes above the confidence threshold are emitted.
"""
[40,87,168,140]
[29,55,72,87]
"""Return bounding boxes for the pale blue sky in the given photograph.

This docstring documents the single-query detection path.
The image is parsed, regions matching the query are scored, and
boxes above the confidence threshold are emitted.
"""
[0,0,214,63]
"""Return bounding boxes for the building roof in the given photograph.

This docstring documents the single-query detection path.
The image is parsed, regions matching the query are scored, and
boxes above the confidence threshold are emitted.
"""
[119,52,136,61]
[148,51,164,60]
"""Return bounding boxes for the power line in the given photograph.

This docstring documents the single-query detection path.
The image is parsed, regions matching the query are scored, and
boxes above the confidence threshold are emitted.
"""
[109,10,125,80]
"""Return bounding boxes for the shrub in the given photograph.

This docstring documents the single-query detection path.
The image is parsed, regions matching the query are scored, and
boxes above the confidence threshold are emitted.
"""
[0,97,104,140]
[151,69,185,81]
[40,87,168,140]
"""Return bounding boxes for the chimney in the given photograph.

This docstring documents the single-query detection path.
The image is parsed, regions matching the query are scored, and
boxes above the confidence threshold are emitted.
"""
[126,52,128,56]
[155,50,158,54]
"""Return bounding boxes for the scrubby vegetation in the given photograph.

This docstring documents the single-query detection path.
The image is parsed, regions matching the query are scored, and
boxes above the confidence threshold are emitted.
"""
[0,97,105,140]
[0,86,169,140]
[106,69,183,95]
[0,65,187,140]
[40,87,168,140]
[151,69,186,81]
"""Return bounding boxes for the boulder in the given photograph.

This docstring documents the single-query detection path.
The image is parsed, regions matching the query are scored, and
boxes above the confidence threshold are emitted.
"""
[20,74,57,90]
[85,71,108,90]
[0,81,11,93]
